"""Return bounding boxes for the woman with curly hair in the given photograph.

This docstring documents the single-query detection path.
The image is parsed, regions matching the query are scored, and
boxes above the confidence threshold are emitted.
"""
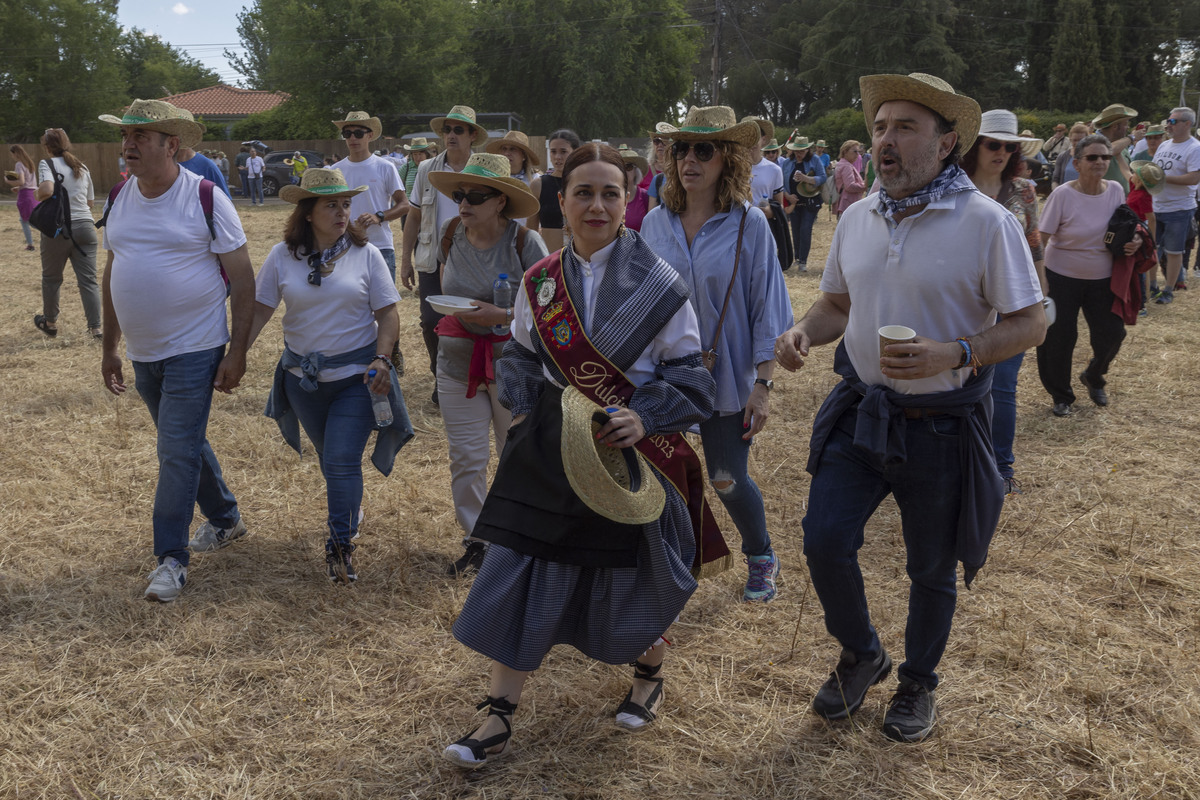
[642,106,794,604]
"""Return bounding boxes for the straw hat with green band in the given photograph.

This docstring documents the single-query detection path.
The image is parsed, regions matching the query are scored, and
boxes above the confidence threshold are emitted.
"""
[332,110,382,142]
[786,135,814,151]
[99,99,204,149]
[656,106,761,149]
[1092,103,1137,130]
[859,72,981,153]
[279,168,367,204]
[762,138,782,152]
[741,115,775,142]
[1131,161,1165,196]
[616,144,648,174]
[427,153,540,219]
[559,386,666,525]
[403,137,436,153]
[430,104,488,145]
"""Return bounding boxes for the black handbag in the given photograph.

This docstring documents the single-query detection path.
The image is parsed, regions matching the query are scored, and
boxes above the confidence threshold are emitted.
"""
[28,159,72,239]
[1104,204,1141,257]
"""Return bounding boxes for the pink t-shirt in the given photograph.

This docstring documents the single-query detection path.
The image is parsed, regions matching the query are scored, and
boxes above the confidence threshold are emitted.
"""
[1038,180,1126,280]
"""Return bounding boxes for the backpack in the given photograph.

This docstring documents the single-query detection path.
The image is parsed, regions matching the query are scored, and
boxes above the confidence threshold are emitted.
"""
[97,177,230,293]
[29,160,80,251]
[440,217,529,264]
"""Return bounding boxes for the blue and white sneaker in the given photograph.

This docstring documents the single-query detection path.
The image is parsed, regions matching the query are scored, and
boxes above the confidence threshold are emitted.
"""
[144,557,187,602]
[189,518,248,552]
[743,550,780,603]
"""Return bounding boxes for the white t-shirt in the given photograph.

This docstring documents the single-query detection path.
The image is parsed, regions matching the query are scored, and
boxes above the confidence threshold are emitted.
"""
[247,155,264,177]
[333,154,404,251]
[256,241,400,382]
[821,189,1042,395]
[1152,136,1200,213]
[37,157,94,220]
[750,157,784,206]
[104,168,247,362]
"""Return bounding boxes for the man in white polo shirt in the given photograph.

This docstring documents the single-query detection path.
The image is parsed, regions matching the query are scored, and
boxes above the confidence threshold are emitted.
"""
[1151,108,1200,304]
[98,99,255,603]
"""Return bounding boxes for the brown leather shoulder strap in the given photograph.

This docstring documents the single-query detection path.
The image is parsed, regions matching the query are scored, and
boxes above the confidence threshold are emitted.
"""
[709,207,748,355]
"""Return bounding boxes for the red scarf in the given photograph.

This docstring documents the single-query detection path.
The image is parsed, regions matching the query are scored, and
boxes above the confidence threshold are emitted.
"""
[433,315,510,398]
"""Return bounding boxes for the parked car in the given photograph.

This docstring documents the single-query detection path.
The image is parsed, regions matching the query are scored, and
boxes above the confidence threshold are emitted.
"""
[261,150,327,197]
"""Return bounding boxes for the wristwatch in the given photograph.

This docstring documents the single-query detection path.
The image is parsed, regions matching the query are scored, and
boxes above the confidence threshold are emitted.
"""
[754,378,774,390]
[374,210,386,223]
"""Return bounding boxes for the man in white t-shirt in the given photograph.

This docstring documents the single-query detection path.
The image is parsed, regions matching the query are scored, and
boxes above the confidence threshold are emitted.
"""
[745,117,784,213]
[1150,108,1200,303]
[246,148,265,205]
[97,98,256,603]
[400,104,485,404]
[775,73,1045,744]
[332,111,410,281]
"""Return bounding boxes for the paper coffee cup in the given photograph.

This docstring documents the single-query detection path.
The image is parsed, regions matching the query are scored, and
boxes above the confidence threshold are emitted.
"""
[879,325,916,358]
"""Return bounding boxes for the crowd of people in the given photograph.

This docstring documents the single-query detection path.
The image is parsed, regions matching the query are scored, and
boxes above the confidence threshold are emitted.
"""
[6,77,1198,757]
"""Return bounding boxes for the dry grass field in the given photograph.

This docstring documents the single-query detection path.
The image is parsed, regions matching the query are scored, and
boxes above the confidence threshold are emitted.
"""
[1,198,1198,799]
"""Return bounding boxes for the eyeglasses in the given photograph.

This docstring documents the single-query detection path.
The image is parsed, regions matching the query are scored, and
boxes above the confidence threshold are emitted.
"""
[341,128,370,139]
[442,124,472,136]
[982,140,1020,153]
[1081,153,1112,162]
[671,140,717,162]
[452,189,500,205]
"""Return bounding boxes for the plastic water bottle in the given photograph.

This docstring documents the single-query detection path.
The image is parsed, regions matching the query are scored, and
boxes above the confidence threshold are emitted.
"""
[366,369,392,429]
[492,273,513,335]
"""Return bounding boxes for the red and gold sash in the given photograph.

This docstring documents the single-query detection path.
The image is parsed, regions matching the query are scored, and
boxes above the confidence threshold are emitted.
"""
[523,252,731,578]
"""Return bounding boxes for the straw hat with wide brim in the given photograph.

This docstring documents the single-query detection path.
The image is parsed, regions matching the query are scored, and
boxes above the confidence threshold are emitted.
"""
[332,111,382,142]
[403,137,436,153]
[786,135,813,152]
[616,144,648,174]
[763,138,782,152]
[427,153,540,219]
[1131,161,1166,196]
[860,72,982,152]
[430,105,488,145]
[1092,103,1137,129]
[99,99,205,149]
[741,115,775,142]
[559,386,666,525]
[485,130,542,169]
[657,106,761,149]
[278,168,367,204]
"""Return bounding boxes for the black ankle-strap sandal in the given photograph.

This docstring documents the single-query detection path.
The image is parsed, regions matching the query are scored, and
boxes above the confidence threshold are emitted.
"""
[615,660,664,731]
[443,695,517,769]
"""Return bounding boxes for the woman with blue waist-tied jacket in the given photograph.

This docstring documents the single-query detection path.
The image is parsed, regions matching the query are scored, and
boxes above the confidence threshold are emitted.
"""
[250,168,413,583]
[642,106,795,604]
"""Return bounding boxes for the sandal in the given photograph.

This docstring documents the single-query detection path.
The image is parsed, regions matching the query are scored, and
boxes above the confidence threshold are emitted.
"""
[443,695,517,769]
[615,660,664,731]
[34,314,57,338]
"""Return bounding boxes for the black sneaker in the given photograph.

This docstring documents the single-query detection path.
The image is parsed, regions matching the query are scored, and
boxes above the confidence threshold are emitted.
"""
[326,548,357,584]
[812,647,892,719]
[447,541,487,576]
[1003,477,1024,496]
[882,679,937,742]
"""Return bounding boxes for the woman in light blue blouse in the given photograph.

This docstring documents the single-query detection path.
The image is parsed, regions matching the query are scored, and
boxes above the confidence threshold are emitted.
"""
[642,106,795,604]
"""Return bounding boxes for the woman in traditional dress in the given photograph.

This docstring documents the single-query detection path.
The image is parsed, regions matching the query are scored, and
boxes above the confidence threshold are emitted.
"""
[642,106,793,604]
[443,143,723,769]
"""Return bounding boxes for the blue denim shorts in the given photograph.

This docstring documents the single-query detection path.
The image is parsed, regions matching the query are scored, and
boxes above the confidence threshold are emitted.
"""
[1157,208,1194,254]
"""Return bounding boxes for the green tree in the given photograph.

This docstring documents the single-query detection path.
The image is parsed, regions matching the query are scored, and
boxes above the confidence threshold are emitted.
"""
[120,29,220,100]
[1047,0,1104,110]
[0,0,127,141]
[471,0,701,136]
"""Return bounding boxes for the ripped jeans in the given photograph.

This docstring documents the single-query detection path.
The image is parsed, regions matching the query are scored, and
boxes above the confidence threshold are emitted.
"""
[698,410,772,557]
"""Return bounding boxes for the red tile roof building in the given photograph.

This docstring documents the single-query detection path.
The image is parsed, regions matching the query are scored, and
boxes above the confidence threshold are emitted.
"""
[160,84,290,137]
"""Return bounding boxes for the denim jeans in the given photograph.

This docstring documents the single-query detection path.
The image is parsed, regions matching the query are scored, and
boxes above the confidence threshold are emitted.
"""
[247,175,264,204]
[790,204,819,264]
[132,345,240,568]
[698,411,771,557]
[802,406,962,690]
[417,270,444,375]
[237,168,249,196]
[379,248,396,283]
[990,352,1024,480]
[283,372,375,552]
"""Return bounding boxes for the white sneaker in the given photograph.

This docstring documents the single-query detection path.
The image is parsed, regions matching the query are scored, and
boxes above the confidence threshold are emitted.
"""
[144,557,187,602]
[189,518,248,552]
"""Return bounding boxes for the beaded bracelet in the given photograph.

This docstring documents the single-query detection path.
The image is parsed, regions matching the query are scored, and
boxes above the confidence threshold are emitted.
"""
[373,353,394,371]
[954,337,980,375]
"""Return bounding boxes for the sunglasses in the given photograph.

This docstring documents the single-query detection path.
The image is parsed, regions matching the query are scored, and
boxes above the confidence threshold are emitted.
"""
[341,128,370,139]
[442,124,472,136]
[653,137,665,146]
[452,189,500,205]
[307,253,325,286]
[671,140,717,162]
[1167,118,1181,125]
[623,162,637,171]
[982,140,1020,153]
[1081,153,1112,162]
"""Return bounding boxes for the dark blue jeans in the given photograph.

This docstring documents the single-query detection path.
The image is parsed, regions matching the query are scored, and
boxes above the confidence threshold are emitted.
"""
[802,406,962,690]
[990,352,1024,480]
[790,203,819,264]
[132,345,240,568]
[698,411,771,557]
[283,372,375,552]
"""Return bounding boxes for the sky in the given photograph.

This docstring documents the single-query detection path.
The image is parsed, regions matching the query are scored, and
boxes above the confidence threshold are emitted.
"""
[117,0,249,87]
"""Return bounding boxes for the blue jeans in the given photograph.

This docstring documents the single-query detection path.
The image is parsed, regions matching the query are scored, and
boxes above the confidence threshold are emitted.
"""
[237,168,249,196]
[1157,208,1193,255]
[283,372,375,552]
[247,175,264,204]
[132,346,240,568]
[790,204,819,264]
[698,411,771,557]
[990,352,1024,480]
[379,248,395,283]
[802,406,962,690]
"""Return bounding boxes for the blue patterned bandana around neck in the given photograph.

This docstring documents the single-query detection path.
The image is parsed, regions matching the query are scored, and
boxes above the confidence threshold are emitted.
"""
[875,163,975,221]
[306,234,352,286]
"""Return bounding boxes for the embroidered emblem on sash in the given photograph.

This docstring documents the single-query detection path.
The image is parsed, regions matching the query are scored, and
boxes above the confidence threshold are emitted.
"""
[540,301,564,324]
[552,318,573,347]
